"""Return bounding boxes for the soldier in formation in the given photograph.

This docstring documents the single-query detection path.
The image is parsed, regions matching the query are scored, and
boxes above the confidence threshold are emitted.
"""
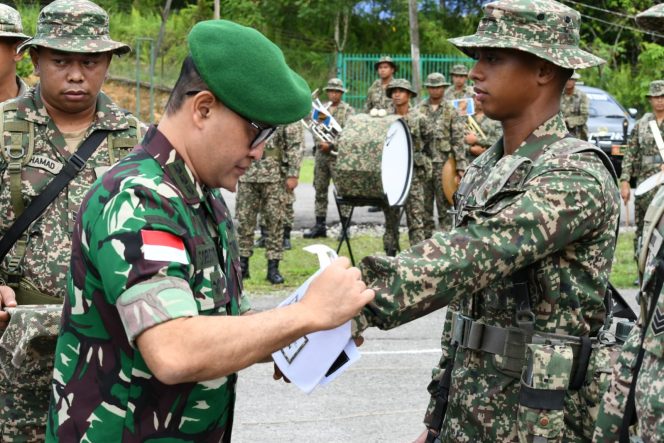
[0,1,144,440]
[305,78,355,239]
[464,93,502,161]
[443,64,474,101]
[45,19,373,441]
[364,56,397,113]
[0,4,29,102]
[237,122,303,284]
[560,71,590,140]
[352,1,619,442]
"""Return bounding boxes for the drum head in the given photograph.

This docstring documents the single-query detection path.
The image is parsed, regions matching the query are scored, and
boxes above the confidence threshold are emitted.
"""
[381,119,413,206]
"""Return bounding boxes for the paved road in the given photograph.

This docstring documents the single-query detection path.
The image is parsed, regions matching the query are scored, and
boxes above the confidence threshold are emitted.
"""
[232,290,639,443]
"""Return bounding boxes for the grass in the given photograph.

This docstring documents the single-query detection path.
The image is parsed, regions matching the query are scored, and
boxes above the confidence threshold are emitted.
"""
[298,158,314,184]
[242,231,638,295]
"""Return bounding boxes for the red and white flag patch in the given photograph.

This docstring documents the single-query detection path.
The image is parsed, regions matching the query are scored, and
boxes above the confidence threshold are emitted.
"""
[141,230,189,265]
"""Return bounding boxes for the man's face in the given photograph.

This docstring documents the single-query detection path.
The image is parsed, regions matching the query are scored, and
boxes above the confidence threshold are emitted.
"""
[651,95,664,113]
[0,39,22,83]
[452,74,466,88]
[377,63,395,80]
[469,48,540,121]
[565,78,576,92]
[390,88,411,107]
[30,47,112,116]
[326,89,342,104]
[427,86,444,100]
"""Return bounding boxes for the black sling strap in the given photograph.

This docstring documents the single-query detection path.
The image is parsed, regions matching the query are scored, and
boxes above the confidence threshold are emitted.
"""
[0,130,109,264]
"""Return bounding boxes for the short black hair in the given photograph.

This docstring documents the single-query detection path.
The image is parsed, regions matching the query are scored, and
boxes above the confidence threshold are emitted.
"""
[165,56,209,115]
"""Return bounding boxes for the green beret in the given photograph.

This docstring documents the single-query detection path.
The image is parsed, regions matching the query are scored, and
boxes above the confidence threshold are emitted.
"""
[188,20,311,126]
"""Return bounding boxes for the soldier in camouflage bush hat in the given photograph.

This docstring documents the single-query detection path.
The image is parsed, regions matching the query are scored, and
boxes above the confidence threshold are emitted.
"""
[386,78,418,98]
[352,1,624,442]
[444,64,473,101]
[561,69,590,140]
[0,4,30,102]
[364,55,397,113]
[423,72,451,88]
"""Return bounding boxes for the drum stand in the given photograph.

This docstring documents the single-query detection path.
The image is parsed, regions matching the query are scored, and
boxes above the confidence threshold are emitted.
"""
[333,190,405,266]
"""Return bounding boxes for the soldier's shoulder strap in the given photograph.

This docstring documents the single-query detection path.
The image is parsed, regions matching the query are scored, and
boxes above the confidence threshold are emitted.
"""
[0,99,36,167]
[555,140,618,185]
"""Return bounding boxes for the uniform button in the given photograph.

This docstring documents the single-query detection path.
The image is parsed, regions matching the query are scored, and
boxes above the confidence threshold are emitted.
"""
[539,416,549,427]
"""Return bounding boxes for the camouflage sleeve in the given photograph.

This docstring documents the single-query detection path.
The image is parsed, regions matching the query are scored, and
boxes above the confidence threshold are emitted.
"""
[566,93,590,129]
[355,162,615,333]
[620,121,640,182]
[479,119,502,148]
[283,123,304,178]
[451,115,468,171]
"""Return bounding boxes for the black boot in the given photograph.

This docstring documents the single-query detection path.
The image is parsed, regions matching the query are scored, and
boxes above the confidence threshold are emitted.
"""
[240,256,250,279]
[254,225,267,248]
[267,259,284,284]
[304,216,327,238]
[337,216,351,241]
[283,226,292,250]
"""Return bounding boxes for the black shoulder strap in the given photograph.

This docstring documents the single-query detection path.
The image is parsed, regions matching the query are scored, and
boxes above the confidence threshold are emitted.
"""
[565,144,618,185]
[0,130,109,263]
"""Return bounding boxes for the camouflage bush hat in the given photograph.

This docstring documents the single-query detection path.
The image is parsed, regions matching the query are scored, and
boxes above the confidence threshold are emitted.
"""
[636,4,664,33]
[646,80,664,98]
[0,4,29,40]
[18,0,130,55]
[374,56,398,72]
[450,64,469,76]
[424,72,450,87]
[386,78,417,98]
[188,20,311,126]
[570,71,581,80]
[324,78,347,93]
[448,0,605,70]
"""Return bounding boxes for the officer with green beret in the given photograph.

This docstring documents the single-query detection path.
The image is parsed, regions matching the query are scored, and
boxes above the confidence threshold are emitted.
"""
[0,0,144,440]
[0,3,30,102]
[351,1,620,442]
[45,19,373,441]
[443,63,474,101]
[561,71,590,140]
[364,55,397,113]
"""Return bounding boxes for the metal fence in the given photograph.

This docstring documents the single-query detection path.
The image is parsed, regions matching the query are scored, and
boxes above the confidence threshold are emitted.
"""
[336,53,474,110]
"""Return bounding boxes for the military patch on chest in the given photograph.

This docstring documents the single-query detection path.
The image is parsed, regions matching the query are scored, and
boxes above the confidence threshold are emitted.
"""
[651,306,664,336]
[26,155,63,175]
[195,242,218,269]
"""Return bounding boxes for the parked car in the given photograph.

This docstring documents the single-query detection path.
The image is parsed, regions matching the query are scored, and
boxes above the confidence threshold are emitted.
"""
[577,84,637,179]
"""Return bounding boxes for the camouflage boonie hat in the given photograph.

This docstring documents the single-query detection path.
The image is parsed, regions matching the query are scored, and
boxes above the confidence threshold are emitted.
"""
[570,71,581,80]
[646,80,664,98]
[636,4,664,32]
[18,0,130,55]
[450,64,469,76]
[374,55,398,72]
[324,78,347,93]
[0,4,29,40]
[448,0,605,69]
[386,78,417,98]
[424,72,451,87]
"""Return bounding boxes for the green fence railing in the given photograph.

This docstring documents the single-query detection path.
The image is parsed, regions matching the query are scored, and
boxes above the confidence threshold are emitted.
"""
[336,53,474,110]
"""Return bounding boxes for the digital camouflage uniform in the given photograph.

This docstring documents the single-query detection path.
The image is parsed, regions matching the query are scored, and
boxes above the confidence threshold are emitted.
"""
[355,2,617,442]
[443,64,474,103]
[46,126,250,441]
[237,122,303,261]
[365,79,395,113]
[619,80,664,256]
[0,1,139,440]
[467,113,503,161]
[444,69,476,173]
[561,84,590,141]
[0,4,30,101]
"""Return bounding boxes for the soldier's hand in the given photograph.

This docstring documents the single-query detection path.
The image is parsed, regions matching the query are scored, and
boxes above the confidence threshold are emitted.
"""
[469,144,485,156]
[300,257,374,331]
[620,181,631,204]
[319,142,330,153]
[0,285,17,328]
[272,363,291,383]
[464,132,477,145]
[413,429,429,443]
[285,177,298,191]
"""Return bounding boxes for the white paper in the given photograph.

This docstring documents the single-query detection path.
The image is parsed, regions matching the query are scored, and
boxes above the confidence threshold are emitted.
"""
[271,245,360,393]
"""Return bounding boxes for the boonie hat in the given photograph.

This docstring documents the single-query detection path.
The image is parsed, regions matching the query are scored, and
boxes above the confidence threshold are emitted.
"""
[450,64,469,76]
[0,4,29,40]
[188,20,311,126]
[646,80,664,98]
[324,78,347,93]
[448,0,605,69]
[636,4,664,32]
[386,78,417,98]
[424,73,451,87]
[18,0,130,55]
[374,56,398,72]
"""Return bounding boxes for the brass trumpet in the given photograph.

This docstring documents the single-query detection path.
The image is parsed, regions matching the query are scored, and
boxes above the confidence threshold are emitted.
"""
[464,115,486,139]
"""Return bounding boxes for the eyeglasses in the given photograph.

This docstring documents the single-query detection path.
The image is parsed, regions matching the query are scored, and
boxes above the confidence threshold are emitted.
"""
[186,90,277,149]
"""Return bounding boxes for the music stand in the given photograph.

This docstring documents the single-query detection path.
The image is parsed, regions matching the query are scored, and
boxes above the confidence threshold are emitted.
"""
[333,189,405,266]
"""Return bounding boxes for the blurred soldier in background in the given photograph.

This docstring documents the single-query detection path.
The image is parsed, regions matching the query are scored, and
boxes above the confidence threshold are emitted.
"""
[465,93,502,161]
[364,56,397,113]
[279,122,304,250]
[561,71,589,140]
[0,4,30,102]
[443,64,473,101]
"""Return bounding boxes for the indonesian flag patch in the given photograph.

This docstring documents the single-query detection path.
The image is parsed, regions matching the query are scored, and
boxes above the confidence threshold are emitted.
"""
[141,230,189,265]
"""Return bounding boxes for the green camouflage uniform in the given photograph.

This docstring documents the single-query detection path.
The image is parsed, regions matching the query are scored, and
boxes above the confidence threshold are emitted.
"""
[467,113,503,161]
[620,81,664,255]
[0,4,30,101]
[0,1,138,440]
[15,77,28,98]
[238,123,303,260]
[364,79,395,113]
[46,126,250,441]
[313,101,354,218]
[355,2,616,441]
[561,86,589,141]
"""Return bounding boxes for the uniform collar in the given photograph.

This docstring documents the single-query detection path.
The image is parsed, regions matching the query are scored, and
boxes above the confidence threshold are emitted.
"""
[141,125,206,205]
[16,76,28,98]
